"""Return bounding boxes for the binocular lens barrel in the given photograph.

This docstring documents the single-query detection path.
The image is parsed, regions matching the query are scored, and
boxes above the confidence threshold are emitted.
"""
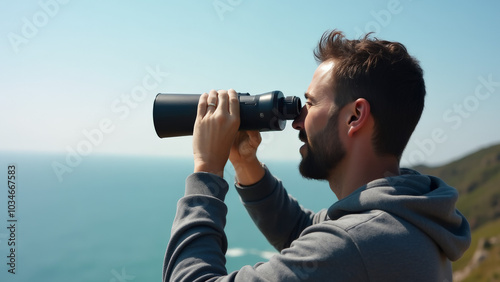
[153,91,301,138]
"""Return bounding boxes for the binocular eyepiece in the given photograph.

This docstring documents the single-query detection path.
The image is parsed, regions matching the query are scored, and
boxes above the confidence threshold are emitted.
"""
[153,91,301,138]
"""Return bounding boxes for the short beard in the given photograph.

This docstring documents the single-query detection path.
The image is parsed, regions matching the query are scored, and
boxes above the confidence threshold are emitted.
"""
[299,111,346,180]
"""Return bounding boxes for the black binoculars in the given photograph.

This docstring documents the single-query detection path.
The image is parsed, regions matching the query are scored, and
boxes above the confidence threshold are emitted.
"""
[153,91,301,138]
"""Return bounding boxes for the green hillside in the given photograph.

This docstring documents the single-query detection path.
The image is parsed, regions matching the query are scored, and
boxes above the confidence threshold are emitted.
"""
[411,143,500,280]
[453,219,500,281]
[414,143,500,230]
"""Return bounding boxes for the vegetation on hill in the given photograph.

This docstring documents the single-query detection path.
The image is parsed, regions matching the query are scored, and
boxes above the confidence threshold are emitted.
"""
[453,219,500,281]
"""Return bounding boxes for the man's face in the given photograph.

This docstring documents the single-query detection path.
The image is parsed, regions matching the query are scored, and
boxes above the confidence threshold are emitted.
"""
[293,61,346,180]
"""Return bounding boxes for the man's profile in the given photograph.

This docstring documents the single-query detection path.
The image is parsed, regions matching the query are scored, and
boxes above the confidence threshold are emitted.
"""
[162,30,471,281]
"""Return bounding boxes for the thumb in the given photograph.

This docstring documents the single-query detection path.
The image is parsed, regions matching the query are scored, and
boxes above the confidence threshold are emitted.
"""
[247,131,262,148]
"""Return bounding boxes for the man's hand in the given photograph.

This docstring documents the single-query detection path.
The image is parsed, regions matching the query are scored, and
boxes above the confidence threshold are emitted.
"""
[229,131,265,186]
[193,89,240,178]
[229,131,261,165]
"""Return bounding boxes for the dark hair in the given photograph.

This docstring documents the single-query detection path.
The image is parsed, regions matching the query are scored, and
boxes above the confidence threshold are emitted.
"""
[314,30,426,159]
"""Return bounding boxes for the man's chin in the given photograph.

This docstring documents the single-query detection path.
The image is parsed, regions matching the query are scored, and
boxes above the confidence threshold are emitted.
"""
[299,155,323,180]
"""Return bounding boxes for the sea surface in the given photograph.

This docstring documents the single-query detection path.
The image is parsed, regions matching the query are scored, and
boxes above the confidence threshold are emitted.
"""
[0,152,336,281]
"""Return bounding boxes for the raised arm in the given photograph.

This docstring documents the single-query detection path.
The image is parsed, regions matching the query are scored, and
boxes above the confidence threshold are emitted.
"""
[235,165,329,251]
[229,131,328,251]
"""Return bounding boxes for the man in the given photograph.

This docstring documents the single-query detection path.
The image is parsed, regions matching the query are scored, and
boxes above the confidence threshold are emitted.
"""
[163,30,471,281]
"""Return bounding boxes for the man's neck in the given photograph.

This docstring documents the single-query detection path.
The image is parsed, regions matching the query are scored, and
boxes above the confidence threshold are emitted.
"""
[328,150,399,200]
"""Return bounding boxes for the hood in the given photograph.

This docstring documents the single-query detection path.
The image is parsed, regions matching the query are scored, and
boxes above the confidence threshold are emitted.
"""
[327,168,471,261]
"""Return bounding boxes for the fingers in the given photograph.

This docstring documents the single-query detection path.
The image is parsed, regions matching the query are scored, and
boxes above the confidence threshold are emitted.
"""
[247,130,262,147]
[217,90,229,114]
[206,89,218,114]
[198,89,239,118]
[197,93,209,120]
[228,89,240,117]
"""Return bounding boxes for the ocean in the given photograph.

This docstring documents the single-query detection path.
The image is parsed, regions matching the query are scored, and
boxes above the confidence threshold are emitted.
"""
[0,152,336,281]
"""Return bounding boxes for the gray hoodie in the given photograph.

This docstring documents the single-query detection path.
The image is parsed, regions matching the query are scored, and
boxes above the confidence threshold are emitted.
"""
[163,167,471,281]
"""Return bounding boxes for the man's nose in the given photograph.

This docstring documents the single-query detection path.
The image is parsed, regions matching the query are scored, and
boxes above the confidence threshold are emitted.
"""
[292,106,307,130]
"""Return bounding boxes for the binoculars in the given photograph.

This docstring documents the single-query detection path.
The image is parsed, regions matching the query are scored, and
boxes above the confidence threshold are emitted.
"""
[153,91,302,138]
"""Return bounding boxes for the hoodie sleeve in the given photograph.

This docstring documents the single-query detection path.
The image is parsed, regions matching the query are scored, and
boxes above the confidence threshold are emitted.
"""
[163,172,230,282]
[235,166,329,251]
[163,171,368,282]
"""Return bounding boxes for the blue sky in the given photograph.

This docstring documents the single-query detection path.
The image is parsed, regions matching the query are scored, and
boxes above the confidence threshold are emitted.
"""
[1,0,500,167]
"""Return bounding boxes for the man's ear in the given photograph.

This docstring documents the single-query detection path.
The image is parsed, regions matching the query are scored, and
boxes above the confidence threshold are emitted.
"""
[347,98,371,137]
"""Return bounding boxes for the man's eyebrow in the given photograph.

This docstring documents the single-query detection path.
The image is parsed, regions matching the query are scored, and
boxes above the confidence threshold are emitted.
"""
[304,92,315,101]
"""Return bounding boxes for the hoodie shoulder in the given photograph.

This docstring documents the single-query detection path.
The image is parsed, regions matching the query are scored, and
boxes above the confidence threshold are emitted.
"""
[320,208,454,280]
[327,169,471,261]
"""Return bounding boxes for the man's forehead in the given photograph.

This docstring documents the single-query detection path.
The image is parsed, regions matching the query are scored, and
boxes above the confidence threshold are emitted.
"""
[318,60,335,73]
[307,60,336,101]
[312,60,336,84]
